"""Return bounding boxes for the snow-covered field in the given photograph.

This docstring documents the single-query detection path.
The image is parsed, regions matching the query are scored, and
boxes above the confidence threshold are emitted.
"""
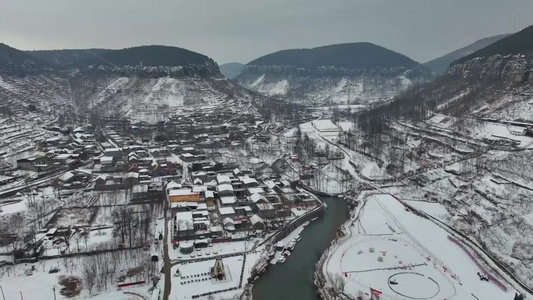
[323,194,521,299]
[0,250,154,300]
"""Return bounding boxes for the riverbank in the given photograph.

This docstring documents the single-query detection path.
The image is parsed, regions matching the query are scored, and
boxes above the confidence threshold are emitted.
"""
[251,196,348,300]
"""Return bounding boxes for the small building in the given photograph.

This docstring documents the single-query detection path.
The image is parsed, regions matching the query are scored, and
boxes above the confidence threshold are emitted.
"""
[95,174,107,186]
[191,171,207,183]
[180,153,195,162]
[233,168,243,176]
[223,218,235,232]
[219,207,236,219]
[166,181,182,193]
[250,193,269,205]
[124,172,139,187]
[168,189,200,202]
[100,156,114,166]
[256,203,276,219]
[508,126,526,136]
[179,241,195,254]
[103,148,123,159]
[216,174,231,185]
[247,187,264,195]
[250,214,265,230]
[217,184,234,196]
[174,211,194,240]
[59,171,75,183]
[219,196,237,207]
[17,155,49,171]
[205,191,215,207]
[242,176,258,188]
[235,206,253,217]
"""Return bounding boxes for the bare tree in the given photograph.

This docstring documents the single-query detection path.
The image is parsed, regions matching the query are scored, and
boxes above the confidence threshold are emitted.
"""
[82,257,97,294]
[6,213,25,253]
[73,231,82,252]
[331,273,346,298]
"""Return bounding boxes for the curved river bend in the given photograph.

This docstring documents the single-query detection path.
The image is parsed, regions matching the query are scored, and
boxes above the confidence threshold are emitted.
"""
[253,196,349,300]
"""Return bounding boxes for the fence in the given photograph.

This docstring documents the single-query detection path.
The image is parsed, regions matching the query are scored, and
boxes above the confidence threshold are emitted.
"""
[447,235,507,291]
[270,201,325,245]
[118,280,146,288]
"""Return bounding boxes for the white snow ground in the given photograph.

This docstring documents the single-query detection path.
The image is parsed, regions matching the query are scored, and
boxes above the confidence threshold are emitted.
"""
[324,194,521,299]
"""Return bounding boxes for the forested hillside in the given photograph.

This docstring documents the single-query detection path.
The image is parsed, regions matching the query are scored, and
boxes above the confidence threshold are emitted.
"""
[248,42,420,69]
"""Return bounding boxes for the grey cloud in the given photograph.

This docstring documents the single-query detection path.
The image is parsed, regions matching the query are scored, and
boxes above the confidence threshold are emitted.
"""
[1,0,532,64]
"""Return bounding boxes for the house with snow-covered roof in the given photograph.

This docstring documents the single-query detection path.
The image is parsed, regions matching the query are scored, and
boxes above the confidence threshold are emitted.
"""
[250,214,265,230]
[205,190,215,207]
[250,193,268,205]
[216,174,231,185]
[219,196,237,207]
[242,176,258,187]
[217,184,234,196]
[173,211,194,240]
[219,207,236,218]
[223,217,235,232]
[165,181,182,193]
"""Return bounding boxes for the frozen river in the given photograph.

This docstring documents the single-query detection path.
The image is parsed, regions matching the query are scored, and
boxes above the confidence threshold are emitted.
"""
[252,196,349,300]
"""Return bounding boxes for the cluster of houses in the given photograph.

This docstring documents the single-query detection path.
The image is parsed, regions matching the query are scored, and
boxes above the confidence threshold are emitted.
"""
[16,128,96,172]
[168,168,320,243]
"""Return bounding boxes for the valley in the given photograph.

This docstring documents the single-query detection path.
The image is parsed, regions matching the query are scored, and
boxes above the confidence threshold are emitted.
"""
[1,21,533,300]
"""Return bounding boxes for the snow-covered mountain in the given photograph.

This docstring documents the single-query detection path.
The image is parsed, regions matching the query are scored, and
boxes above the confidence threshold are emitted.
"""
[0,45,268,124]
[350,24,533,289]
[363,25,533,123]
[236,43,431,107]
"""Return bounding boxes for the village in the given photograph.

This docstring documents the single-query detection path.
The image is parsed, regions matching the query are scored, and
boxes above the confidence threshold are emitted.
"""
[3,97,531,300]
[0,101,330,300]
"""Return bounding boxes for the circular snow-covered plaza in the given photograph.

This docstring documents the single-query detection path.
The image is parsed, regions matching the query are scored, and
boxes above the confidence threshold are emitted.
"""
[322,194,517,300]
[330,235,455,299]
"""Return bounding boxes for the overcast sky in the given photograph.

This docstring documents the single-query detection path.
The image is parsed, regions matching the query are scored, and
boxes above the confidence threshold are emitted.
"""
[1,0,533,64]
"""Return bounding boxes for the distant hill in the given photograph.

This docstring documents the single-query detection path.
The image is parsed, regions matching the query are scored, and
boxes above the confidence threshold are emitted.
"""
[0,43,46,74]
[26,45,218,70]
[247,42,420,69]
[453,25,533,65]
[0,43,265,123]
[236,42,428,107]
[26,49,112,67]
[219,62,244,78]
[424,34,510,74]
[76,45,217,68]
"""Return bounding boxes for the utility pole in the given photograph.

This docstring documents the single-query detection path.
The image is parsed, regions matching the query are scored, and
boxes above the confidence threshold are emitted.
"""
[52,286,57,300]
[20,291,23,300]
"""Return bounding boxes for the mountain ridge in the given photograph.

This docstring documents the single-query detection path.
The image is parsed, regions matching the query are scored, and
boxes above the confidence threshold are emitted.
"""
[0,43,48,74]
[1,44,223,79]
[453,24,533,66]
[246,42,421,69]
[423,34,510,75]
[25,48,112,68]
